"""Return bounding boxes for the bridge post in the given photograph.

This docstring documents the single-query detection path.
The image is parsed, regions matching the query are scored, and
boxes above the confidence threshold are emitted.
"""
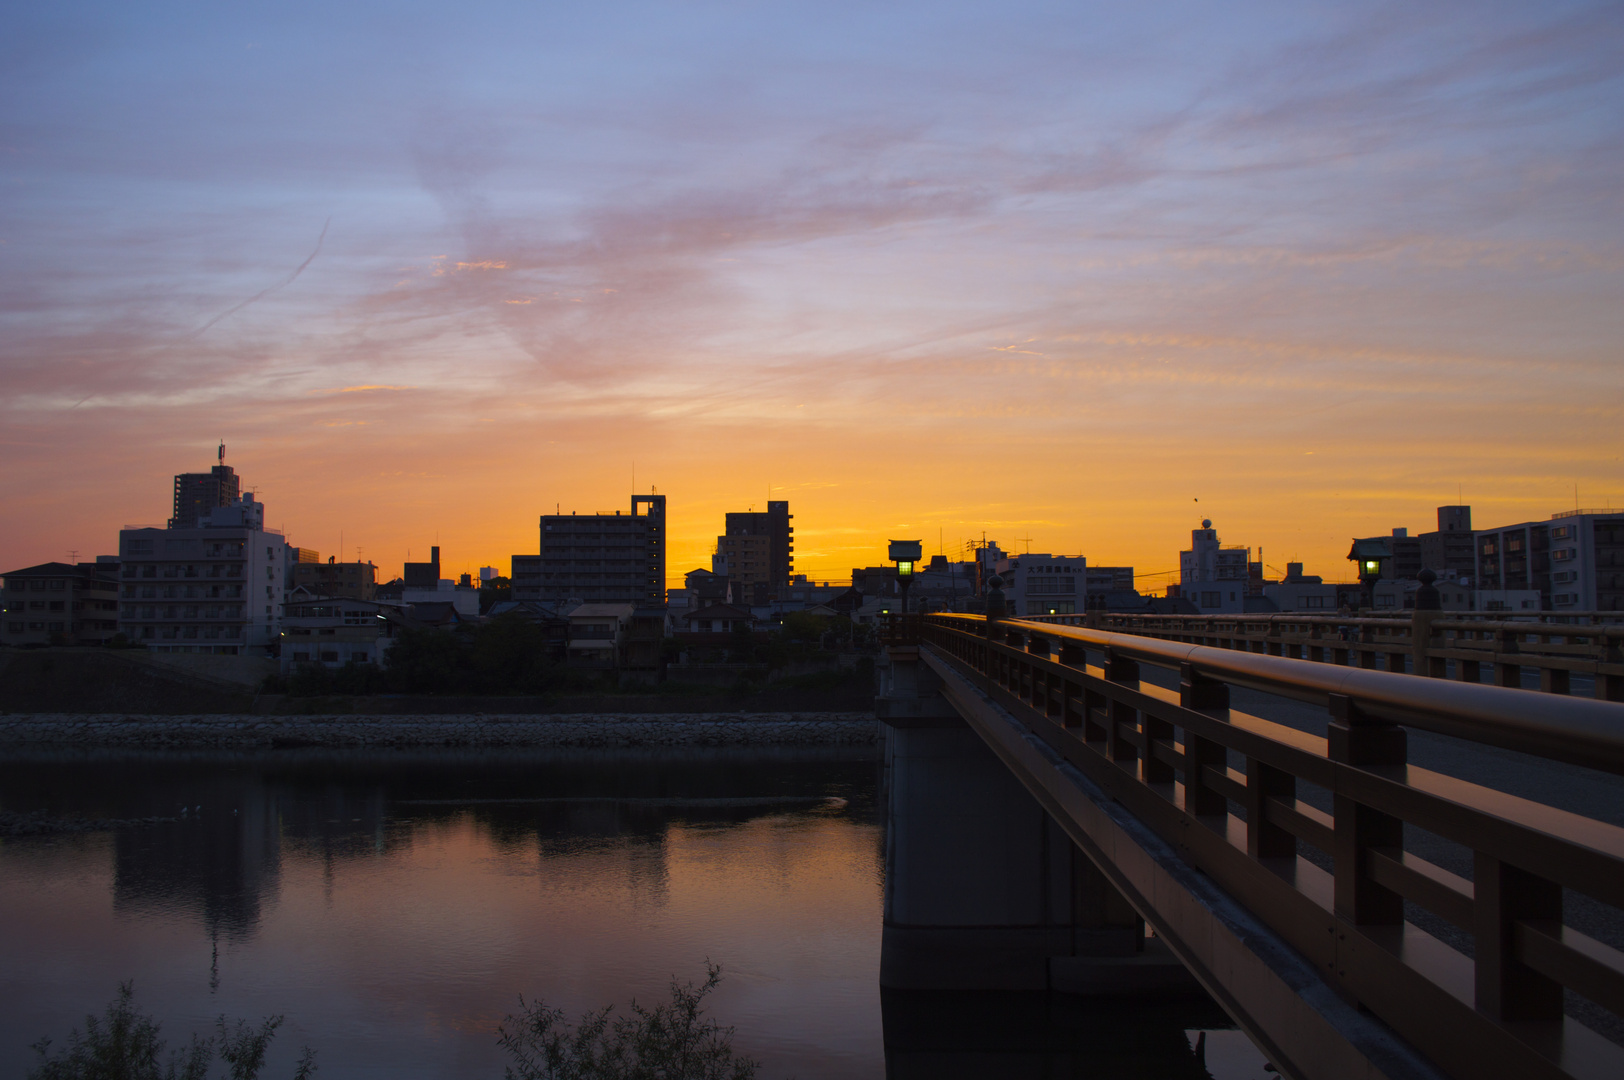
[875,644,1192,994]
[1328,694,1406,928]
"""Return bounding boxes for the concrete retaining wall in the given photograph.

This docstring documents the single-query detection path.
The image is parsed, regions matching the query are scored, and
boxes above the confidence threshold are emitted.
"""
[0,712,880,750]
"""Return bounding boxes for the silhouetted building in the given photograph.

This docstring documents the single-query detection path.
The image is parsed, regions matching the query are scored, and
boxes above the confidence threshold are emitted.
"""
[534,495,667,606]
[721,501,792,594]
[1419,505,1475,581]
[510,555,543,602]
[290,558,377,601]
[403,546,441,588]
[280,597,400,672]
[170,446,242,529]
[1,559,122,646]
[1084,567,1134,610]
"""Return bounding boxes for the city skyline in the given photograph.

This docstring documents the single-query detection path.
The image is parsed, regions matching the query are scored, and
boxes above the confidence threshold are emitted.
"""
[3,1,1621,585]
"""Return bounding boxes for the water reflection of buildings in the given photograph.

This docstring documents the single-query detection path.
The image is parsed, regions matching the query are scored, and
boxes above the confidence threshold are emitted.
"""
[22,749,880,952]
[110,774,281,941]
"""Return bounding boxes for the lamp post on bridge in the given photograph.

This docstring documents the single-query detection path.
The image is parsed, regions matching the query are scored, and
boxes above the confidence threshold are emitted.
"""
[1347,538,1392,612]
[889,539,923,614]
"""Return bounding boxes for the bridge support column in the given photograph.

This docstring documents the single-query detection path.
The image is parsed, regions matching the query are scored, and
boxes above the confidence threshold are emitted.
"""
[876,646,1195,994]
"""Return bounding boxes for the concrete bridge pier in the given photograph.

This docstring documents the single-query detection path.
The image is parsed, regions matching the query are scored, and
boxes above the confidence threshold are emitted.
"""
[876,645,1195,994]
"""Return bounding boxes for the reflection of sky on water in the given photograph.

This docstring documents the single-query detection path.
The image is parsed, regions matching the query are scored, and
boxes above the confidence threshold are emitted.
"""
[0,748,1255,1078]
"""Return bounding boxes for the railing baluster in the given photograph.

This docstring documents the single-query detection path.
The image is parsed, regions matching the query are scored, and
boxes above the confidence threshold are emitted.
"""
[1329,693,1406,926]
[1058,641,1087,729]
[1475,854,1563,1022]
[1246,757,1296,858]
[1103,646,1140,770]
[1181,663,1229,816]
[1496,628,1521,688]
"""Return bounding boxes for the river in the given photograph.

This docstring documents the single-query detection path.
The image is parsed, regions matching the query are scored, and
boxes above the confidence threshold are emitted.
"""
[0,746,1263,1078]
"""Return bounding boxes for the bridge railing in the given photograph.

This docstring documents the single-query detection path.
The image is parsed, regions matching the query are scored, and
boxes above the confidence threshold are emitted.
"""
[1015,611,1624,701]
[909,612,1624,1080]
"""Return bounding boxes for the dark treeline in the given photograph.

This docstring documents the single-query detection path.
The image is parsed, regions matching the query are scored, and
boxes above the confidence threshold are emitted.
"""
[264,611,875,698]
[266,613,563,697]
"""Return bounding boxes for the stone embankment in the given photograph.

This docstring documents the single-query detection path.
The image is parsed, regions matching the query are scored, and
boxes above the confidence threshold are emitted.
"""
[0,712,880,750]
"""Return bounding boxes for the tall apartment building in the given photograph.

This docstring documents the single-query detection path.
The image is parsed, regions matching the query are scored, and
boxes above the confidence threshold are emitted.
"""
[715,531,773,605]
[1476,510,1624,611]
[118,491,287,653]
[1418,506,1475,580]
[1,559,122,646]
[531,495,667,606]
[1179,521,1250,613]
[170,446,242,529]
[722,501,792,594]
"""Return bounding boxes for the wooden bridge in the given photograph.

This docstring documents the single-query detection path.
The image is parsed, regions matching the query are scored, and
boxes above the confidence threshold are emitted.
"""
[875,612,1624,1080]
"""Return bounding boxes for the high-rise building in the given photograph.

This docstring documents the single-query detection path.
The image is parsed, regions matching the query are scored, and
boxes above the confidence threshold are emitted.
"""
[533,495,667,606]
[119,491,286,653]
[170,445,242,529]
[720,501,792,600]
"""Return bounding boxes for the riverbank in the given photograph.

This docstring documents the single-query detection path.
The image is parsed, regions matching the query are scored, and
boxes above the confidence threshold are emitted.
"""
[0,712,880,749]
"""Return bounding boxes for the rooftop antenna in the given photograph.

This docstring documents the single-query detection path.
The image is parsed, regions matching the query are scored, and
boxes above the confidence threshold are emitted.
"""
[67,549,78,563]
[218,441,225,464]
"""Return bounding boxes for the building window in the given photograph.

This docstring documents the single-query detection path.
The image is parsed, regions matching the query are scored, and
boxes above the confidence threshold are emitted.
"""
[1303,596,1327,608]
[1553,549,1574,562]
[1201,592,1220,608]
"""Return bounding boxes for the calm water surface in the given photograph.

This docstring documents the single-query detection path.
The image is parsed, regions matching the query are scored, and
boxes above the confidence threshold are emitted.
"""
[1,747,1260,1078]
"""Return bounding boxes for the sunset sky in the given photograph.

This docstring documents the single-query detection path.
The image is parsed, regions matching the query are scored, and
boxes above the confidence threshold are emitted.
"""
[3,1,1621,588]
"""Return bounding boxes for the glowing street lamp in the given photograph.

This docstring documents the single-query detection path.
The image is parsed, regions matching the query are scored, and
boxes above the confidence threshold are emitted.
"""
[889,540,923,614]
[1347,538,1392,611]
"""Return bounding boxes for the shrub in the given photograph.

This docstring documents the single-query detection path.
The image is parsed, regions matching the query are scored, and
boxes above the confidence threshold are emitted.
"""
[497,963,757,1080]
[29,982,315,1080]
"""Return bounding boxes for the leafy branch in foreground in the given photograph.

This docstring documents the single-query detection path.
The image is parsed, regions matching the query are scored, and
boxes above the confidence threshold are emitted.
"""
[497,962,758,1080]
[29,982,316,1080]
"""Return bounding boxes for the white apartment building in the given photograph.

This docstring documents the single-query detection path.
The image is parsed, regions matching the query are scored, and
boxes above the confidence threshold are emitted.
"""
[117,493,288,654]
[994,554,1087,616]
[1475,510,1624,612]
[1179,521,1250,614]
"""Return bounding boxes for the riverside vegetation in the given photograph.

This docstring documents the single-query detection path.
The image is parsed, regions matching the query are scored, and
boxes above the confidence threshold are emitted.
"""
[30,966,759,1080]
[261,610,875,699]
